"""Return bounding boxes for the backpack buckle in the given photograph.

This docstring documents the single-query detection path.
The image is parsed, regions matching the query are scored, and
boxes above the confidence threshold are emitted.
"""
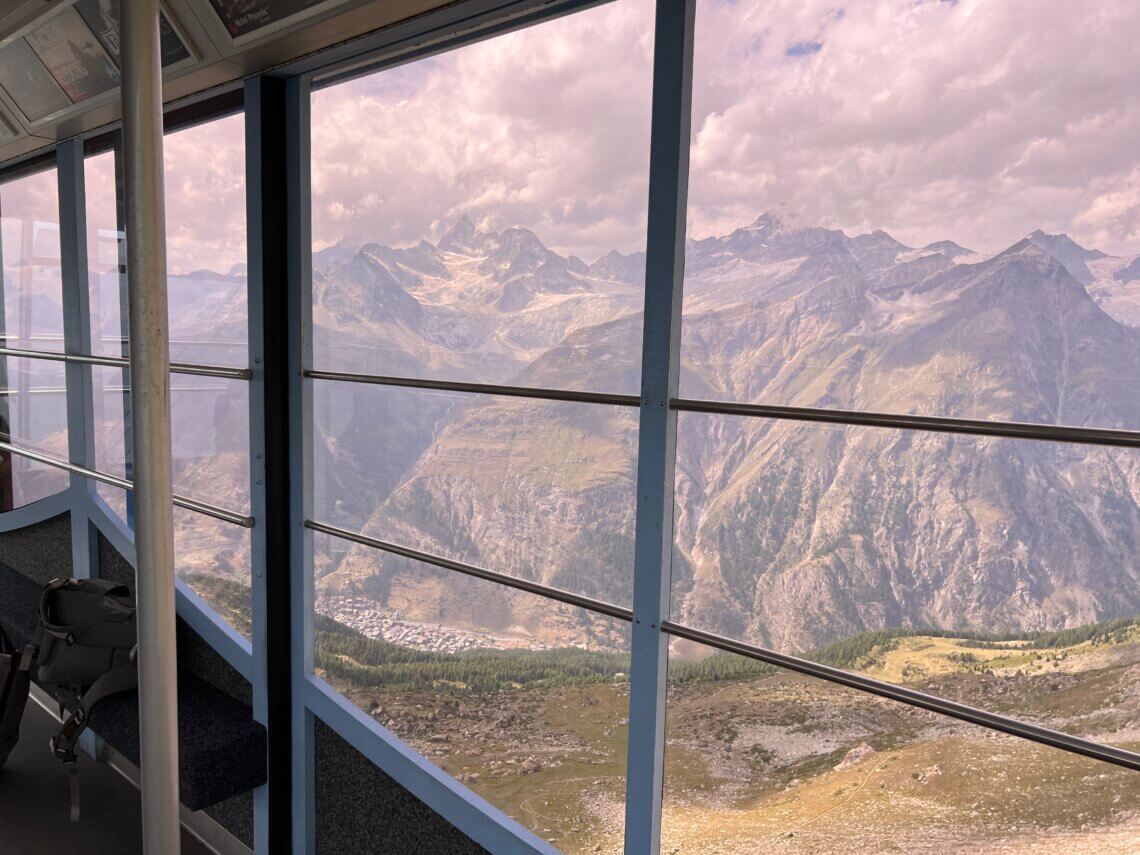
[17,644,36,672]
[51,733,78,764]
[52,713,83,764]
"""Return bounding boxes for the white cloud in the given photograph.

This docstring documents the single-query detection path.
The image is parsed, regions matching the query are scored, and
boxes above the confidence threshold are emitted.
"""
[1075,167,1140,250]
[686,0,1140,255]
[310,0,656,261]
[162,112,247,275]
[112,0,1140,274]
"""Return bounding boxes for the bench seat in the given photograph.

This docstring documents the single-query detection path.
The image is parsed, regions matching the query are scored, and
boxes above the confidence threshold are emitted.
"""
[0,562,266,811]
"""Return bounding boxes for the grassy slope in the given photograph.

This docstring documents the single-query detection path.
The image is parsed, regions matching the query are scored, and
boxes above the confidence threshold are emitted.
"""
[306,607,1140,853]
[182,578,1138,852]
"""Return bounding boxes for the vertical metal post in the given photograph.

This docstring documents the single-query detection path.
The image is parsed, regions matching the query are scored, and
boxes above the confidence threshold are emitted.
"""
[246,74,293,854]
[121,2,181,852]
[0,192,8,511]
[286,74,316,854]
[60,138,105,760]
[113,138,137,527]
[57,140,99,582]
[624,0,695,851]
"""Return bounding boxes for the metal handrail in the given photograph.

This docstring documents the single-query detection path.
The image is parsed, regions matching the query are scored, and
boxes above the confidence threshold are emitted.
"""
[0,439,254,528]
[305,519,633,621]
[0,346,252,380]
[671,397,1140,449]
[305,368,640,408]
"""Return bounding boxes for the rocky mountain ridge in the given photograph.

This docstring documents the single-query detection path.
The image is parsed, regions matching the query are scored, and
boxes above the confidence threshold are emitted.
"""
[302,213,1140,652]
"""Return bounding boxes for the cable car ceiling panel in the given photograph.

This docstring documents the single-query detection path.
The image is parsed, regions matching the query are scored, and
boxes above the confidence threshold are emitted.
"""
[0,0,443,165]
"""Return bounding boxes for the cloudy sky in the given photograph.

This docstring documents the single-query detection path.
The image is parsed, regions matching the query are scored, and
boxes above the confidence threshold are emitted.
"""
[163,113,246,275]
[307,0,1140,262]
[6,0,1139,274]
[0,113,246,278]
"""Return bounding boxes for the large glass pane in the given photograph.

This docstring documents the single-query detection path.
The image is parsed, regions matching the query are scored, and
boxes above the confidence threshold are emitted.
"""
[79,114,252,642]
[87,119,249,365]
[170,374,250,513]
[313,380,637,605]
[313,531,630,851]
[681,0,1140,432]
[0,355,68,509]
[0,455,68,511]
[663,641,1140,853]
[309,0,654,392]
[672,413,1140,749]
[92,364,129,479]
[95,480,129,525]
[85,149,126,358]
[164,113,247,367]
[91,363,131,526]
[91,366,249,513]
[0,167,63,351]
[174,505,251,639]
[0,355,67,455]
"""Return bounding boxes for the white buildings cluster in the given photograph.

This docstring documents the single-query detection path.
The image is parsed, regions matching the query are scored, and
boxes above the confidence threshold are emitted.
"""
[317,593,552,655]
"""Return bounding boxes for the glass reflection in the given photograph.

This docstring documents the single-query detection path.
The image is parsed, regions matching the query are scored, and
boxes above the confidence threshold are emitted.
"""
[0,168,63,352]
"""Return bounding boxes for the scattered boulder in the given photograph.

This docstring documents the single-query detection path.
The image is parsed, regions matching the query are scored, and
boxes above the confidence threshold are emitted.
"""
[836,741,876,771]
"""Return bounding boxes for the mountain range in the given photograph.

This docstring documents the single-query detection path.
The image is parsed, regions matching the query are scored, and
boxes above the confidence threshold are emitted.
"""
[199,211,1140,654]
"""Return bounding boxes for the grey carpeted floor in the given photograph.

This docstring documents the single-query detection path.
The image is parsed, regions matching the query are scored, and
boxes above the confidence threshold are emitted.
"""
[0,697,211,854]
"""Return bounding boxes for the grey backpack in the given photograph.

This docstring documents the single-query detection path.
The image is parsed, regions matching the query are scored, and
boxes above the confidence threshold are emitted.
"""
[36,577,139,766]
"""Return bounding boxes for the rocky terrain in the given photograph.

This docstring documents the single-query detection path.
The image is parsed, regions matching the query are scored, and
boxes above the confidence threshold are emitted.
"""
[311,212,1140,654]
[68,209,1140,657]
[314,615,1140,853]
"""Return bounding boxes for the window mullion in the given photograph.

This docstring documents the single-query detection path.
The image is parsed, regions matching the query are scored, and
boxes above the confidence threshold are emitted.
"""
[624,0,697,852]
[286,72,317,855]
[57,138,98,581]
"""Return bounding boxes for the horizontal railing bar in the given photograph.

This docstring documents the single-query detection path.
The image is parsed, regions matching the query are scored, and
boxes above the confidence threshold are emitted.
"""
[671,398,1140,449]
[305,369,641,408]
[168,362,252,380]
[172,494,255,528]
[96,335,249,347]
[1,386,227,396]
[64,353,127,367]
[306,519,634,622]
[660,620,1140,772]
[0,347,68,362]
[0,439,254,528]
[0,347,252,380]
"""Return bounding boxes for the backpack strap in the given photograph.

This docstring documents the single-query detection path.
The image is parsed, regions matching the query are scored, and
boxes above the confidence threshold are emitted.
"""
[51,658,139,764]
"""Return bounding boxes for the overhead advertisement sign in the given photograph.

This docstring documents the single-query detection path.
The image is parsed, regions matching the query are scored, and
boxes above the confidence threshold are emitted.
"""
[23,6,120,104]
[208,0,343,40]
[0,2,195,124]
[0,38,73,122]
[74,1,193,69]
